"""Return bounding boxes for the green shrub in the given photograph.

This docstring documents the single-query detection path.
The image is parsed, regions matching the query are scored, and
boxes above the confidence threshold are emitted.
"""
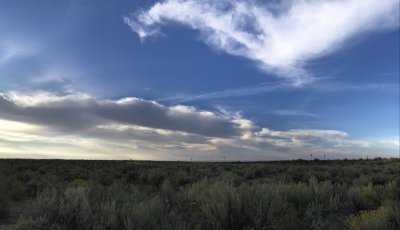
[14,218,33,230]
[26,181,166,229]
[273,182,312,212]
[10,180,26,201]
[147,168,165,188]
[347,206,394,230]
[170,170,191,187]
[68,178,89,188]
[0,176,10,219]
[121,197,166,230]
[304,200,325,230]
[240,184,287,229]
[185,180,243,229]
[385,201,400,229]
[360,184,381,209]
[1,159,399,230]
[0,192,9,219]
[185,179,289,230]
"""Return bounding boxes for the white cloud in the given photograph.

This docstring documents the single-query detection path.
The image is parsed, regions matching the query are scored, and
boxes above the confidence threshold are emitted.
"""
[0,90,398,160]
[2,91,92,107]
[125,0,399,84]
[258,128,348,143]
[0,119,41,132]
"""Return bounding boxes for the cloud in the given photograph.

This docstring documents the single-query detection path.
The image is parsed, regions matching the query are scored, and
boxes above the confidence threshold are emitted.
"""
[0,40,36,64]
[0,91,245,138]
[271,110,318,117]
[158,81,399,103]
[124,0,399,84]
[258,128,348,143]
[0,90,398,160]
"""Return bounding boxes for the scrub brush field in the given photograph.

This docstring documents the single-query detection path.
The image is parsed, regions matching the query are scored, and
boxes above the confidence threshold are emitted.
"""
[0,159,399,230]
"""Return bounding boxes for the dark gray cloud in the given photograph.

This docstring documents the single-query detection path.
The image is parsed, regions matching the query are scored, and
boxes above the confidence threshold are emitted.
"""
[86,124,210,144]
[0,92,243,138]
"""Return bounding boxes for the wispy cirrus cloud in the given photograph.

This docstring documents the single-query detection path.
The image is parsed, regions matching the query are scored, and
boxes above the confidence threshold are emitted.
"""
[157,81,399,104]
[124,0,399,84]
[270,110,318,118]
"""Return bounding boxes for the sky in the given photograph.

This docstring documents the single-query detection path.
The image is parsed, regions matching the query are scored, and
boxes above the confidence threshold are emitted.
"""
[0,0,399,161]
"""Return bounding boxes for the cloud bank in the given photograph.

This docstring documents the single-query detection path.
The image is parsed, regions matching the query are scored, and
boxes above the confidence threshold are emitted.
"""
[0,91,398,160]
[0,91,244,138]
[124,0,399,84]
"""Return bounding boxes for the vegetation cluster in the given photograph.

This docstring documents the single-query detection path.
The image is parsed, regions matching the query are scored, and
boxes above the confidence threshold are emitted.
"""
[0,158,399,230]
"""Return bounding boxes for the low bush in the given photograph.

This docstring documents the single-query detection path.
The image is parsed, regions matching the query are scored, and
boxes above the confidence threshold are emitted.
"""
[14,218,33,230]
[0,176,10,219]
[0,159,398,229]
[0,192,9,219]
[10,180,26,201]
[26,181,170,230]
[347,206,394,230]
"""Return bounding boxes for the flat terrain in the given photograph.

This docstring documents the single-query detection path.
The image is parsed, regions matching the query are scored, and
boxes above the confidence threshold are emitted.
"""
[0,158,399,229]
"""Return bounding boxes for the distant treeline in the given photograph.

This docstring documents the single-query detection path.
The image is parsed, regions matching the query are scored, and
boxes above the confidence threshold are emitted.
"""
[0,158,399,230]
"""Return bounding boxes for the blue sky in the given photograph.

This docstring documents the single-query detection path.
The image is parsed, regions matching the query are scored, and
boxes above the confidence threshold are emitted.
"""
[0,0,399,160]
